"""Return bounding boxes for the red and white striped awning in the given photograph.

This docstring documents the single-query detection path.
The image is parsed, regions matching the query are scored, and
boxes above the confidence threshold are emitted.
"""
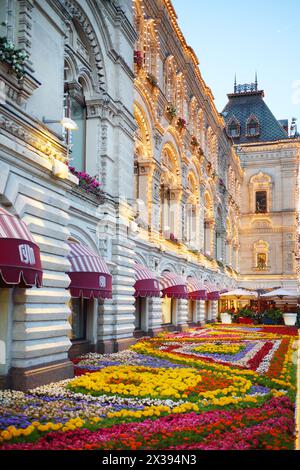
[160,272,188,299]
[187,277,207,300]
[134,264,160,297]
[67,242,112,299]
[0,207,43,288]
[205,283,220,300]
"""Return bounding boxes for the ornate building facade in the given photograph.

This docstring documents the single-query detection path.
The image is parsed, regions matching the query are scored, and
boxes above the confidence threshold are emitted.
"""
[0,0,242,390]
[223,81,300,292]
[132,0,243,333]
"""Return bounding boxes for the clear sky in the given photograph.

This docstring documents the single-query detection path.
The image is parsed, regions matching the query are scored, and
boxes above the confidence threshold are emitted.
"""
[172,0,300,130]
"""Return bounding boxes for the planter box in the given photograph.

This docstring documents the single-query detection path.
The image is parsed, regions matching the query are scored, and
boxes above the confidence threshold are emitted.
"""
[238,317,254,325]
[283,313,297,326]
[263,318,277,325]
[220,313,232,324]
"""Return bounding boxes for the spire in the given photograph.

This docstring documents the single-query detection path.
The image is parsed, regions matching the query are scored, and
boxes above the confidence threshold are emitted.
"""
[255,71,258,91]
[234,74,237,93]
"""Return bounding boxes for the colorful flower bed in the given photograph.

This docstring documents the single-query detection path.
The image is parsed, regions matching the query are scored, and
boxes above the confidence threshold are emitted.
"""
[0,324,298,450]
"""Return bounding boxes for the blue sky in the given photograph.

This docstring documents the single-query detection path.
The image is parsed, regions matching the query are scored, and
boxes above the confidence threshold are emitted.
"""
[172,0,300,129]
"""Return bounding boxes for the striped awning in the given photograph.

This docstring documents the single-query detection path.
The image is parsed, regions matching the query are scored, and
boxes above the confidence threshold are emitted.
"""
[160,272,188,299]
[205,283,220,300]
[0,207,43,288]
[187,277,207,300]
[134,264,160,297]
[67,242,112,299]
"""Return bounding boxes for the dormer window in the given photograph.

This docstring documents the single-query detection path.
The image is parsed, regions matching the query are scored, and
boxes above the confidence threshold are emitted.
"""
[227,117,240,138]
[246,115,260,137]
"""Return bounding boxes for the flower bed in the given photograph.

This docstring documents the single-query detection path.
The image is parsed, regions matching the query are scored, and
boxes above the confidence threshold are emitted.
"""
[0,324,298,450]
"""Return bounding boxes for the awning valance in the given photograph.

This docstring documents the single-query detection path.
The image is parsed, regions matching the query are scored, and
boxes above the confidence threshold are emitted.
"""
[187,278,207,300]
[160,272,188,299]
[0,208,43,288]
[67,242,112,299]
[205,283,220,300]
[134,264,160,297]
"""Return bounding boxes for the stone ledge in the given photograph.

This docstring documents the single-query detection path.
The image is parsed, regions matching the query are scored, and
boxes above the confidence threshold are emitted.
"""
[8,359,74,391]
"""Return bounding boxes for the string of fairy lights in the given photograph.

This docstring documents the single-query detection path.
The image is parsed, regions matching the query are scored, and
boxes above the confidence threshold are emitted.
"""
[132,0,242,262]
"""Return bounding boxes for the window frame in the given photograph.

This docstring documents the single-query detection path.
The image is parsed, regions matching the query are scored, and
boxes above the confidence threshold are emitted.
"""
[255,190,268,213]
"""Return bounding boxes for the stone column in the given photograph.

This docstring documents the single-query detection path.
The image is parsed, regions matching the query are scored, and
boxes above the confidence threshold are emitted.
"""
[225,241,232,266]
[211,300,219,322]
[9,186,73,390]
[198,300,205,324]
[170,189,182,240]
[177,298,189,330]
[147,296,163,336]
[97,213,136,352]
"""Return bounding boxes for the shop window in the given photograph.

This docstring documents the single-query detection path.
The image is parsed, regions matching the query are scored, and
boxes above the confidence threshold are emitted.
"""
[188,299,196,322]
[69,298,88,340]
[134,297,145,330]
[162,297,176,324]
[205,300,210,321]
[255,191,267,213]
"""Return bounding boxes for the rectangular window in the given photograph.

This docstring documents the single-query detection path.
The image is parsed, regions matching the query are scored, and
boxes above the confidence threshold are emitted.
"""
[257,253,267,269]
[69,298,88,340]
[255,191,267,213]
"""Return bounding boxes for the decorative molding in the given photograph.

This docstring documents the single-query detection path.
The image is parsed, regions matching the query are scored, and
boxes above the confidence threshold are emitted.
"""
[17,0,34,62]
[0,113,67,163]
[64,0,105,92]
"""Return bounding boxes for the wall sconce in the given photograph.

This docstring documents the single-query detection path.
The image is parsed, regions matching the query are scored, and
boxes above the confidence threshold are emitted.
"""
[43,116,78,130]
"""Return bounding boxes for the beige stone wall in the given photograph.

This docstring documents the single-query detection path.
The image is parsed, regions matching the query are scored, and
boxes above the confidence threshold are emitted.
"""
[238,141,300,290]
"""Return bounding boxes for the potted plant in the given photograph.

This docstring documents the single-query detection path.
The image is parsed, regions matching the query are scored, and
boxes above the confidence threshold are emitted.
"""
[166,103,177,120]
[146,73,158,88]
[262,308,283,325]
[282,310,298,326]
[0,36,28,79]
[134,50,143,68]
[220,309,233,324]
[177,117,186,129]
[236,308,254,324]
[190,136,198,147]
[169,232,179,243]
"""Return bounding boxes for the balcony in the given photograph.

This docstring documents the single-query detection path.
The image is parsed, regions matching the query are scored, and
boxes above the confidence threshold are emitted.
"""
[252,265,271,272]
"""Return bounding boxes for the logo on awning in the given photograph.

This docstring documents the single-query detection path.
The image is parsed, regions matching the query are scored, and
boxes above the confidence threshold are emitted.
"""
[19,244,36,265]
[99,275,107,288]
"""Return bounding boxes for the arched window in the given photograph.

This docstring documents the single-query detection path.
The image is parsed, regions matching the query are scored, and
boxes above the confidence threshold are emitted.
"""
[143,20,158,78]
[246,115,260,137]
[189,98,198,137]
[165,58,177,105]
[176,73,185,118]
[249,172,272,214]
[186,173,198,247]
[215,207,223,261]
[225,216,232,266]
[160,147,180,239]
[64,19,97,172]
[204,192,213,256]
